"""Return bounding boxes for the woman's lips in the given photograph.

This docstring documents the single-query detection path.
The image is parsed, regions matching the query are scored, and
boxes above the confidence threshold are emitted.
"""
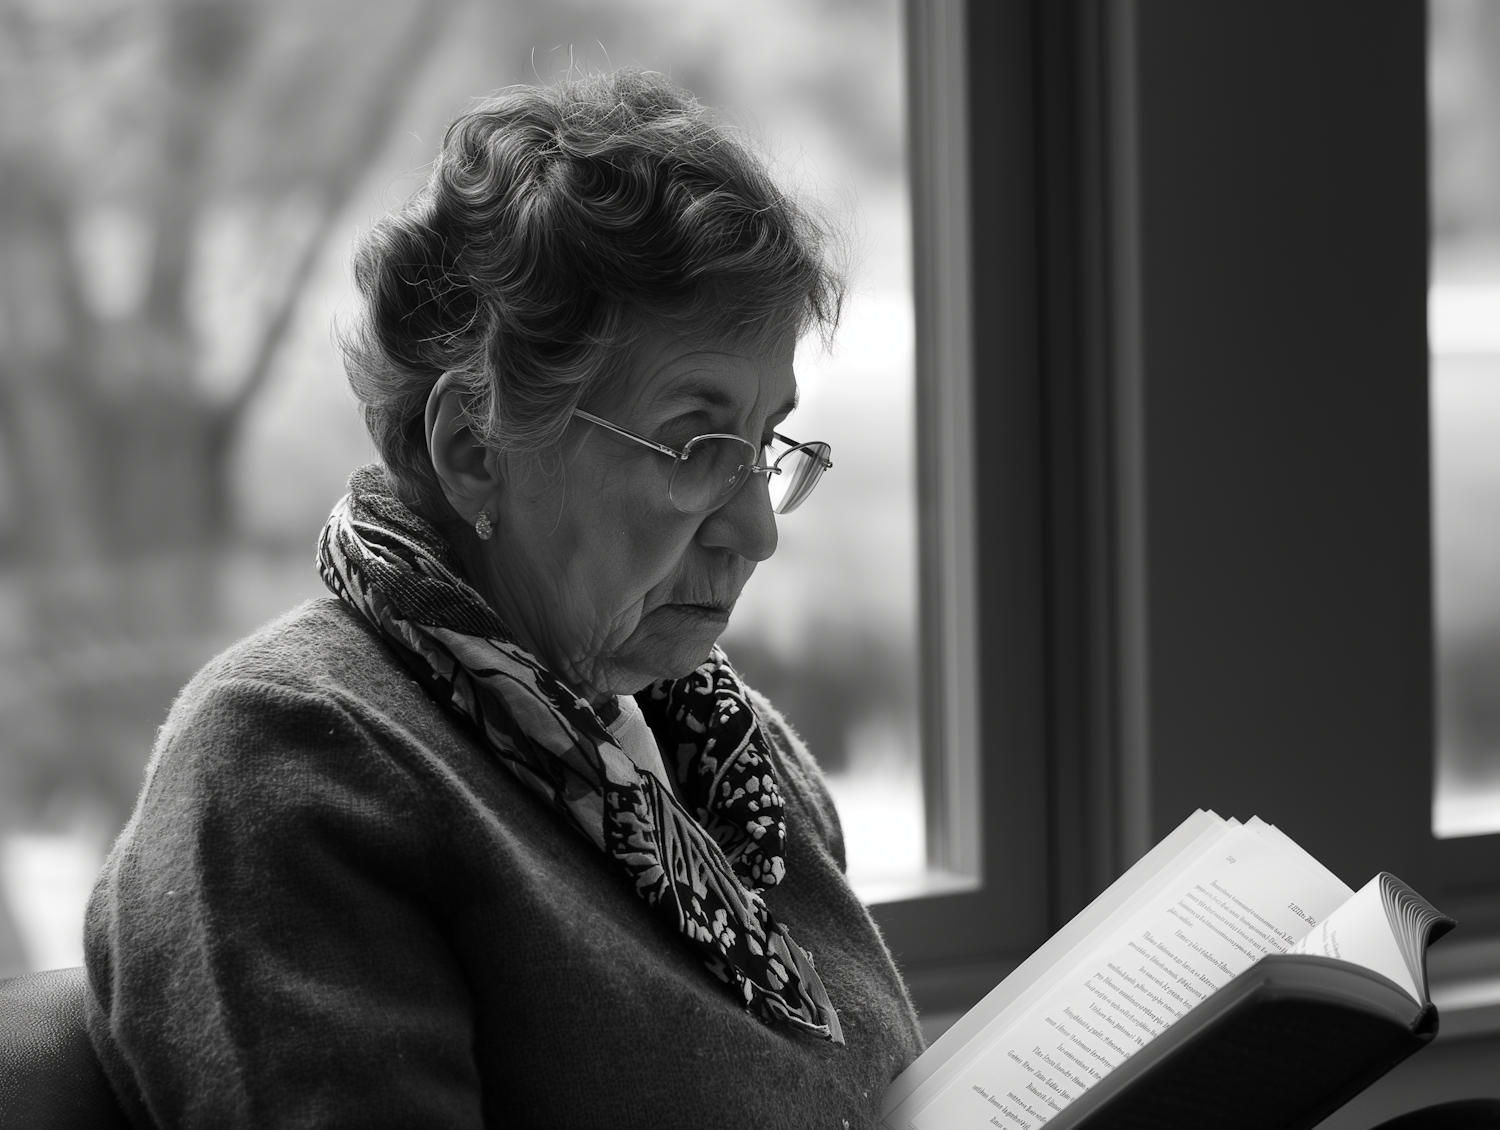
[653,602,733,627]
[674,603,732,620]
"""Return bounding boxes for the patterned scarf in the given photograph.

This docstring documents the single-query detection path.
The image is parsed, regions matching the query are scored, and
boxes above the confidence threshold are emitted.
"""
[317,467,843,1043]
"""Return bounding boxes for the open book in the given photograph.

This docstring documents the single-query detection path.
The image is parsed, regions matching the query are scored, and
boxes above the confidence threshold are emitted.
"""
[882,810,1453,1130]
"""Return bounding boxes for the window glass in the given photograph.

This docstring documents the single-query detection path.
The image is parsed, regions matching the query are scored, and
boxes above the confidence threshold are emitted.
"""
[1430,0,1500,837]
[0,0,919,976]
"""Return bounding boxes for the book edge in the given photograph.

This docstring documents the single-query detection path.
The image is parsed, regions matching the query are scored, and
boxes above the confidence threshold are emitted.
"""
[1045,953,1431,1130]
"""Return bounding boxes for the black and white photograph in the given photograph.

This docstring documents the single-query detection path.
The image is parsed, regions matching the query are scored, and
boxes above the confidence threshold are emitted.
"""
[1,1,1499,1127]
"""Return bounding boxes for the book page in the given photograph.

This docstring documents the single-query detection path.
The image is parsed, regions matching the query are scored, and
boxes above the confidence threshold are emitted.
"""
[893,823,1352,1130]
[1291,874,1418,1003]
[883,813,1239,1126]
[882,810,1229,1118]
[1246,819,1348,894]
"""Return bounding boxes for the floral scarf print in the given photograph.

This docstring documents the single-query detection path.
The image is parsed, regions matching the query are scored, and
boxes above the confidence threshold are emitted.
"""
[317,467,843,1043]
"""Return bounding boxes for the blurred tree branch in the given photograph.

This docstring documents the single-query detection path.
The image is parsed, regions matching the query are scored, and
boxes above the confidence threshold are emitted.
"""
[210,0,459,457]
[0,0,460,828]
[0,0,460,565]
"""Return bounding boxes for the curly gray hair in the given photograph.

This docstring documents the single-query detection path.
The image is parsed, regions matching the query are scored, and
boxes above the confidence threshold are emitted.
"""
[341,68,845,531]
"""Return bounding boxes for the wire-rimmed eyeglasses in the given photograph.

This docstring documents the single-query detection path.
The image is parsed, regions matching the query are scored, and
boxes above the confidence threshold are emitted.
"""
[572,409,833,515]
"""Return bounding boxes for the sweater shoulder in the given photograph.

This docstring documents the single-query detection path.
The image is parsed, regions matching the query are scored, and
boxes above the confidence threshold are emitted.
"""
[159,597,441,752]
[185,596,401,701]
[139,598,450,821]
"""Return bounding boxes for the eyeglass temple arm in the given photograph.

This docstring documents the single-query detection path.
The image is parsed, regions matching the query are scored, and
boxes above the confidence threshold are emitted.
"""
[573,409,687,461]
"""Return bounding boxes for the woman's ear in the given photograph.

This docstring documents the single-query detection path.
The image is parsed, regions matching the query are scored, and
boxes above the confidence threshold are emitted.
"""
[425,373,502,522]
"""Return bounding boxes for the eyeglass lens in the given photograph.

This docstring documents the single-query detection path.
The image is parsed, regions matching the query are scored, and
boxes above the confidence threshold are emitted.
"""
[667,436,830,515]
[768,442,830,515]
[668,436,757,513]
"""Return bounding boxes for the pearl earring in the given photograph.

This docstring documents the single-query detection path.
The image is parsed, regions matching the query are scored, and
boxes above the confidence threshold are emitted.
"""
[474,512,494,541]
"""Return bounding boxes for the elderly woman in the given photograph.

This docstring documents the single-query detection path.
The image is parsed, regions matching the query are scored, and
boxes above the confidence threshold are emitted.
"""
[81,70,923,1128]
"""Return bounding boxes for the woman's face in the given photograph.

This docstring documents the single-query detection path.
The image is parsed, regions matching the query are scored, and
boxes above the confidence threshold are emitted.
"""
[478,331,796,702]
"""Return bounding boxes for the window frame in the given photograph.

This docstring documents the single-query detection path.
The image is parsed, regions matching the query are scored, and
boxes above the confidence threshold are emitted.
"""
[870,0,1055,1012]
[881,0,1500,1033]
[877,0,1172,1021]
[1425,0,1500,943]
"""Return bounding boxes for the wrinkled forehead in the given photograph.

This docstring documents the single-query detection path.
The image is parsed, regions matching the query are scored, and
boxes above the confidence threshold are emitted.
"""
[604,330,799,426]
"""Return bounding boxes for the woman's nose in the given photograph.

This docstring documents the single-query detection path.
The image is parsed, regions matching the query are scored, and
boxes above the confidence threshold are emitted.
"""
[696,471,778,561]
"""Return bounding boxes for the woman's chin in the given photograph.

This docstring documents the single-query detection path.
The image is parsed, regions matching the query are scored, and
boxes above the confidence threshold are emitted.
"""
[609,604,731,689]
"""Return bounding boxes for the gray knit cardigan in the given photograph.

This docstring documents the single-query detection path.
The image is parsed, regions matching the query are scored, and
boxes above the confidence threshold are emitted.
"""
[82,598,925,1129]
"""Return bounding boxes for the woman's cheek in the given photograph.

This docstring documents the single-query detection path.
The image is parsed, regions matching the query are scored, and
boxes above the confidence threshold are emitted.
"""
[621,512,701,588]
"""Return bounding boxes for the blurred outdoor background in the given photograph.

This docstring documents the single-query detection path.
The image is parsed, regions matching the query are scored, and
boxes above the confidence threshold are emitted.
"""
[0,0,920,975]
[1430,0,1500,837]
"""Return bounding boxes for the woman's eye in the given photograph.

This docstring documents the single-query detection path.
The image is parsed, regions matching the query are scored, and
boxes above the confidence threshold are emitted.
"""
[654,415,710,446]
